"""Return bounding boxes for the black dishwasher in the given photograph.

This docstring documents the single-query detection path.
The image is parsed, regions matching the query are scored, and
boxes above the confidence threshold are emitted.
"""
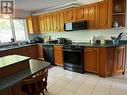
[43,45,55,65]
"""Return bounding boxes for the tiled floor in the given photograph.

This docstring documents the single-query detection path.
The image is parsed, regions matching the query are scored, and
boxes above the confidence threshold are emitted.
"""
[44,66,127,95]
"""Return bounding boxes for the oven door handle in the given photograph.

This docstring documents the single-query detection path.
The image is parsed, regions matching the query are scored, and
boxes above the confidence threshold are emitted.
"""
[62,49,82,52]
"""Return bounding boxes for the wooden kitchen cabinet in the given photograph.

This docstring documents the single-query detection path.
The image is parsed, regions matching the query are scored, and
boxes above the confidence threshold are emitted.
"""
[99,48,114,77]
[39,15,45,32]
[87,4,98,29]
[37,45,43,60]
[99,46,125,77]
[58,11,65,32]
[54,45,63,66]
[114,46,125,74]
[52,13,58,32]
[84,48,99,73]
[28,0,125,33]
[84,46,126,77]
[26,16,40,34]
[97,0,112,28]
[64,8,75,22]
[74,7,84,21]
[26,16,33,34]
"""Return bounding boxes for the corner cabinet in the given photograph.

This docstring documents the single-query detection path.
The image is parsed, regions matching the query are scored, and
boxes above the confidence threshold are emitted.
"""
[84,46,126,77]
[114,46,125,74]
[26,16,40,34]
[54,46,63,66]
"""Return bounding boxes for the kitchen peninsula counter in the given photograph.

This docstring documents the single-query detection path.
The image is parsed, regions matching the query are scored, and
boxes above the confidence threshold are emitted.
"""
[0,55,50,94]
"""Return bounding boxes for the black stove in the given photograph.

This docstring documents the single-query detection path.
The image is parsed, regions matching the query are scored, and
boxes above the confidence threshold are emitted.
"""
[62,43,84,73]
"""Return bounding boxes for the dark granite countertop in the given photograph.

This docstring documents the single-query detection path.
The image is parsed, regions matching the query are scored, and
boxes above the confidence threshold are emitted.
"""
[0,59,51,91]
[0,44,36,52]
[0,40,127,52]
[0,55,30,69]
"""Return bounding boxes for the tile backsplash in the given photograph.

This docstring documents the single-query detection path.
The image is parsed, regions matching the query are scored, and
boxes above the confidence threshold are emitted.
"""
[29,28,127,42]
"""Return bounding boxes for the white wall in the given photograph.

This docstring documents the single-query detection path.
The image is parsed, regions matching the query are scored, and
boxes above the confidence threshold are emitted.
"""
[15,9,31,18]
[29,28,127,43]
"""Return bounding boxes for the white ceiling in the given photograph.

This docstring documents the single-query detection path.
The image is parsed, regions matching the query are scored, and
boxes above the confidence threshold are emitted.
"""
[15,0,77,12]
[15,0,103,12]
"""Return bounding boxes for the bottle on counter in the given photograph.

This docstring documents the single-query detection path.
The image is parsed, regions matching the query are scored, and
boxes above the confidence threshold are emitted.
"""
[91,35,96,44]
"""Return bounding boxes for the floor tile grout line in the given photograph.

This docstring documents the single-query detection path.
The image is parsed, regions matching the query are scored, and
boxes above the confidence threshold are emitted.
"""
[89,77,100,95]
[107,79,113,95]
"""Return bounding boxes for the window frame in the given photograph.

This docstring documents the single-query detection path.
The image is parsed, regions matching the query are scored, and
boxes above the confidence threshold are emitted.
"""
[0,17,28,43]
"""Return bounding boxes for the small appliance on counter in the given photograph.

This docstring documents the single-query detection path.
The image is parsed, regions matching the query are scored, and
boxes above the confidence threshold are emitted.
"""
[57,38,72,44]
[28,37,43,44]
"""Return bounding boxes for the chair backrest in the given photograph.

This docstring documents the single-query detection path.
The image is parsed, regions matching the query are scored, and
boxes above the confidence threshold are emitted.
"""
[22,69,48,85]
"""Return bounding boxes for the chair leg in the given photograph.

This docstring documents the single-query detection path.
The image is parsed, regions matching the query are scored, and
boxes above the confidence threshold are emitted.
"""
[45,87,47,91]
[42,91,45,95]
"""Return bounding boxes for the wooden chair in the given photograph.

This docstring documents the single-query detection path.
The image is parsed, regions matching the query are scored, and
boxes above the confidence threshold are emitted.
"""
[22,69,48,95]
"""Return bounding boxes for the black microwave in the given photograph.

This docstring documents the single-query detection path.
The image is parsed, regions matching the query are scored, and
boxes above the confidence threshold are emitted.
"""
[64,20,87,31]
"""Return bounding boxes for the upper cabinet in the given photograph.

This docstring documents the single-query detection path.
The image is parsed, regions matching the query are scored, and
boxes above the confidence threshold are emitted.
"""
[112,0,126,27]
[74,7,84,21]
[26,16,40,34]
[87,4,98,29]
[64,8,75,22]
[26,0,126,34]
[97,0,111,28]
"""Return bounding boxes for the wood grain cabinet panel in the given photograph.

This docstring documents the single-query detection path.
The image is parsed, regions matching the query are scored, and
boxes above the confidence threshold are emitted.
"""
[54,46,63,66]
[26,16,33,34]
[65,8,75,22]
[74,7,84,21]
[58,11,65,32]
[84,48,99,73]
[83,6,89,20]
[87,4,98,29]
[97,0,111,28]
[114,46,125,74]
[26,16,40,34]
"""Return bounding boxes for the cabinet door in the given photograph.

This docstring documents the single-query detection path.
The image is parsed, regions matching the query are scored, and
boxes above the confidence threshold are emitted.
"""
[65,8,74,22]
[52,13,58,32]
[83,6,89,20]
[29,45,38,59]
[74,7,84,21]
[114,46,125,74]
[87,4,98,29]
[26,16,33,34]
[32,16,40,33]
[54,46,63,66]
[39,15,45,32]
[59,11,64,32]
[37,45,43,60]
[26,16,40,34]
[84,48,99,73]
[97,1,110,28]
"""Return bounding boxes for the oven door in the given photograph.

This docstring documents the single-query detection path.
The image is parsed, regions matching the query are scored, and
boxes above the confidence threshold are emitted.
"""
[62,48,84,73]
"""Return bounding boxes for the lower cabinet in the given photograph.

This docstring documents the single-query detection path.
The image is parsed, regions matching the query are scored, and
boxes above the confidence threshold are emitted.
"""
[84,48,99,73]
[114,46,125,74]
[84,46,126,77]
[54,45,63,66]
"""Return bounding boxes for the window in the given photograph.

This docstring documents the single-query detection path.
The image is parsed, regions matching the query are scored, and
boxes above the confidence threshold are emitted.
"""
[13,19,28,41]
[0,19,13,42]
[0,18,28,43]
